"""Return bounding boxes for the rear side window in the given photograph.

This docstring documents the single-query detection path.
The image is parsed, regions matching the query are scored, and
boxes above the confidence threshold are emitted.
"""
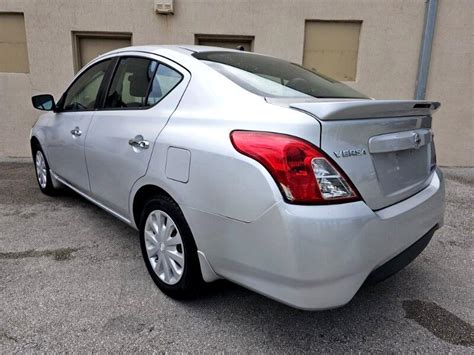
[147,64,183,105]
[193,51,368,99]
[104,57,183,109]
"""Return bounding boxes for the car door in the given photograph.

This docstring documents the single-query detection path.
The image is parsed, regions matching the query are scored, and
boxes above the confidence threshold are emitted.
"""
[46,59,113,192]
[85,53,190,219]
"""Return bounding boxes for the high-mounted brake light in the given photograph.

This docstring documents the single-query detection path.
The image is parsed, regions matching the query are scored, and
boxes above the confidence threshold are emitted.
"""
[230,131,360,204]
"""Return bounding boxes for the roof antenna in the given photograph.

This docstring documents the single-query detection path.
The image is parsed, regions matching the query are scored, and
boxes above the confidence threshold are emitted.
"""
[236,45,245,51]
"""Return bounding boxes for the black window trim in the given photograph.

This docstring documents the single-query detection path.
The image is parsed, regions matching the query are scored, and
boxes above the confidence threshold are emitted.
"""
[56,58,115,113]
[95,56,120,110]
[96,54,185,112]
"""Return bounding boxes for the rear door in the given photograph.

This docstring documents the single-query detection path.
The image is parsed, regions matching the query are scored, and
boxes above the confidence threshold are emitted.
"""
[84,53,190,218]
[290,100,439,210]
[46,59,112,192]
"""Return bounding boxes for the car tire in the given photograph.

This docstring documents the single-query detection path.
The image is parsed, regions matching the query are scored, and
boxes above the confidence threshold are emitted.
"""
[139,195,203,299]
[32,144,59,196]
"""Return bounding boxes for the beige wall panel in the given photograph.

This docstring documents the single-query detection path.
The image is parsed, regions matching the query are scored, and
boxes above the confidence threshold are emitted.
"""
[77,36,131,69]
[303,21,361,81]
[195,35,253,51]
[197,40,251,51]
[0,0,471,166]
[0,13,29,73]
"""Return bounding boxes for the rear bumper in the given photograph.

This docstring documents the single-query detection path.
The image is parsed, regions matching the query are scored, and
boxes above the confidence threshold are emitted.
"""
[364,224,438,285]
[188,169,445,310]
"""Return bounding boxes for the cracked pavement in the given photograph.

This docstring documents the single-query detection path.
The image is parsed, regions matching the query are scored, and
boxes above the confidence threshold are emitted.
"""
[0,163,473,352]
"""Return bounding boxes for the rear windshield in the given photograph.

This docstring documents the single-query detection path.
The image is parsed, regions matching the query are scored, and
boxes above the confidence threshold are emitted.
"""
[193,51,368,99]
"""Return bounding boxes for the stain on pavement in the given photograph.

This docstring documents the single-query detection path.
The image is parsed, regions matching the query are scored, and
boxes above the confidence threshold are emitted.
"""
[0,247,80,261]
[403,300,474,347]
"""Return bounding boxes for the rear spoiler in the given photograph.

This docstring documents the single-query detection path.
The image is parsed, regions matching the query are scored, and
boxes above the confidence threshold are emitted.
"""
[289,100,441,121]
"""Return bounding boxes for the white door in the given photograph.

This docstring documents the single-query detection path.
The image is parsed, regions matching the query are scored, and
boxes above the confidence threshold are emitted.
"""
[85,54,190,218]
[46,59,112,192]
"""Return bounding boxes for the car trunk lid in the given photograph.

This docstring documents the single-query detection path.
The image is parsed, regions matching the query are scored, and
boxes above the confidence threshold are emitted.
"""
[288,100,440,210]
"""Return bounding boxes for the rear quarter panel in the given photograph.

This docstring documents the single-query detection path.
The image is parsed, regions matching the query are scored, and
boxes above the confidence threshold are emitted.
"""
[130,64,322,226]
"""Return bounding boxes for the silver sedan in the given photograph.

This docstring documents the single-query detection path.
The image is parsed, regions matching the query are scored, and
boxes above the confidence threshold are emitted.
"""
[30,45,444,310]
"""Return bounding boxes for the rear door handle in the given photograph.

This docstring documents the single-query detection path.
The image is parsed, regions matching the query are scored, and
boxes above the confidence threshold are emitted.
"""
[128,135,149,149]
[70,127,82,137]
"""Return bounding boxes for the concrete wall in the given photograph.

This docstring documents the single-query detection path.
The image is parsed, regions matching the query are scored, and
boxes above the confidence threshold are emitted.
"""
[0,0,472,166]
[425,0,473,166]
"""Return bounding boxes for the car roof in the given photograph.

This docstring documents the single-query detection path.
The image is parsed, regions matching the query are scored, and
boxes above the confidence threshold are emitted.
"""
[92,44,255,70]
[104,44,246,57]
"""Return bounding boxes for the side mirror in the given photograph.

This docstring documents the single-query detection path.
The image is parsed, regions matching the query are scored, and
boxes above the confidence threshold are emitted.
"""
[32,94,56,111]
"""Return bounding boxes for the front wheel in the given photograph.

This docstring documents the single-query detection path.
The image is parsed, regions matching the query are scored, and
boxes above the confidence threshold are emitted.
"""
[139,195,203,299]
[33,146,58,196]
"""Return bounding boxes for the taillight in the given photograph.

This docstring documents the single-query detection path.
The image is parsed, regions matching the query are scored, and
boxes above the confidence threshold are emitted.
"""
[230,131,360,204]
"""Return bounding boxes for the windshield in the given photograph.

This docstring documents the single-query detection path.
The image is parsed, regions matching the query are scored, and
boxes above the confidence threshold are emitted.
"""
[193,51,369,99]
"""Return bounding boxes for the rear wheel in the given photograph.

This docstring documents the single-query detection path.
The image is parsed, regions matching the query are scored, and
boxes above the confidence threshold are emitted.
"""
[139,195,203,299]
[33,145,58,196]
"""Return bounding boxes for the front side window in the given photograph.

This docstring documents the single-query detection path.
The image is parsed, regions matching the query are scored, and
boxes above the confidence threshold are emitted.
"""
[193,51,368,99]
[63,60,111,111]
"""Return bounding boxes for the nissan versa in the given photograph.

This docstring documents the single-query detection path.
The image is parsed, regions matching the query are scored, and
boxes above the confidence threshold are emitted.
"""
[30,45,444,310]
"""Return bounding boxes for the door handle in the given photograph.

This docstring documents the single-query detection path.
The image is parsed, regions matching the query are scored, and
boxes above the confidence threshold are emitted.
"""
[128,135,149,149]
[71,127,82,137]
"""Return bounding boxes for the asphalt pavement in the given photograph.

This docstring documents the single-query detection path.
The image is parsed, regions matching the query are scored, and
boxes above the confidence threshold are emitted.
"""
[0,162,473,352]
